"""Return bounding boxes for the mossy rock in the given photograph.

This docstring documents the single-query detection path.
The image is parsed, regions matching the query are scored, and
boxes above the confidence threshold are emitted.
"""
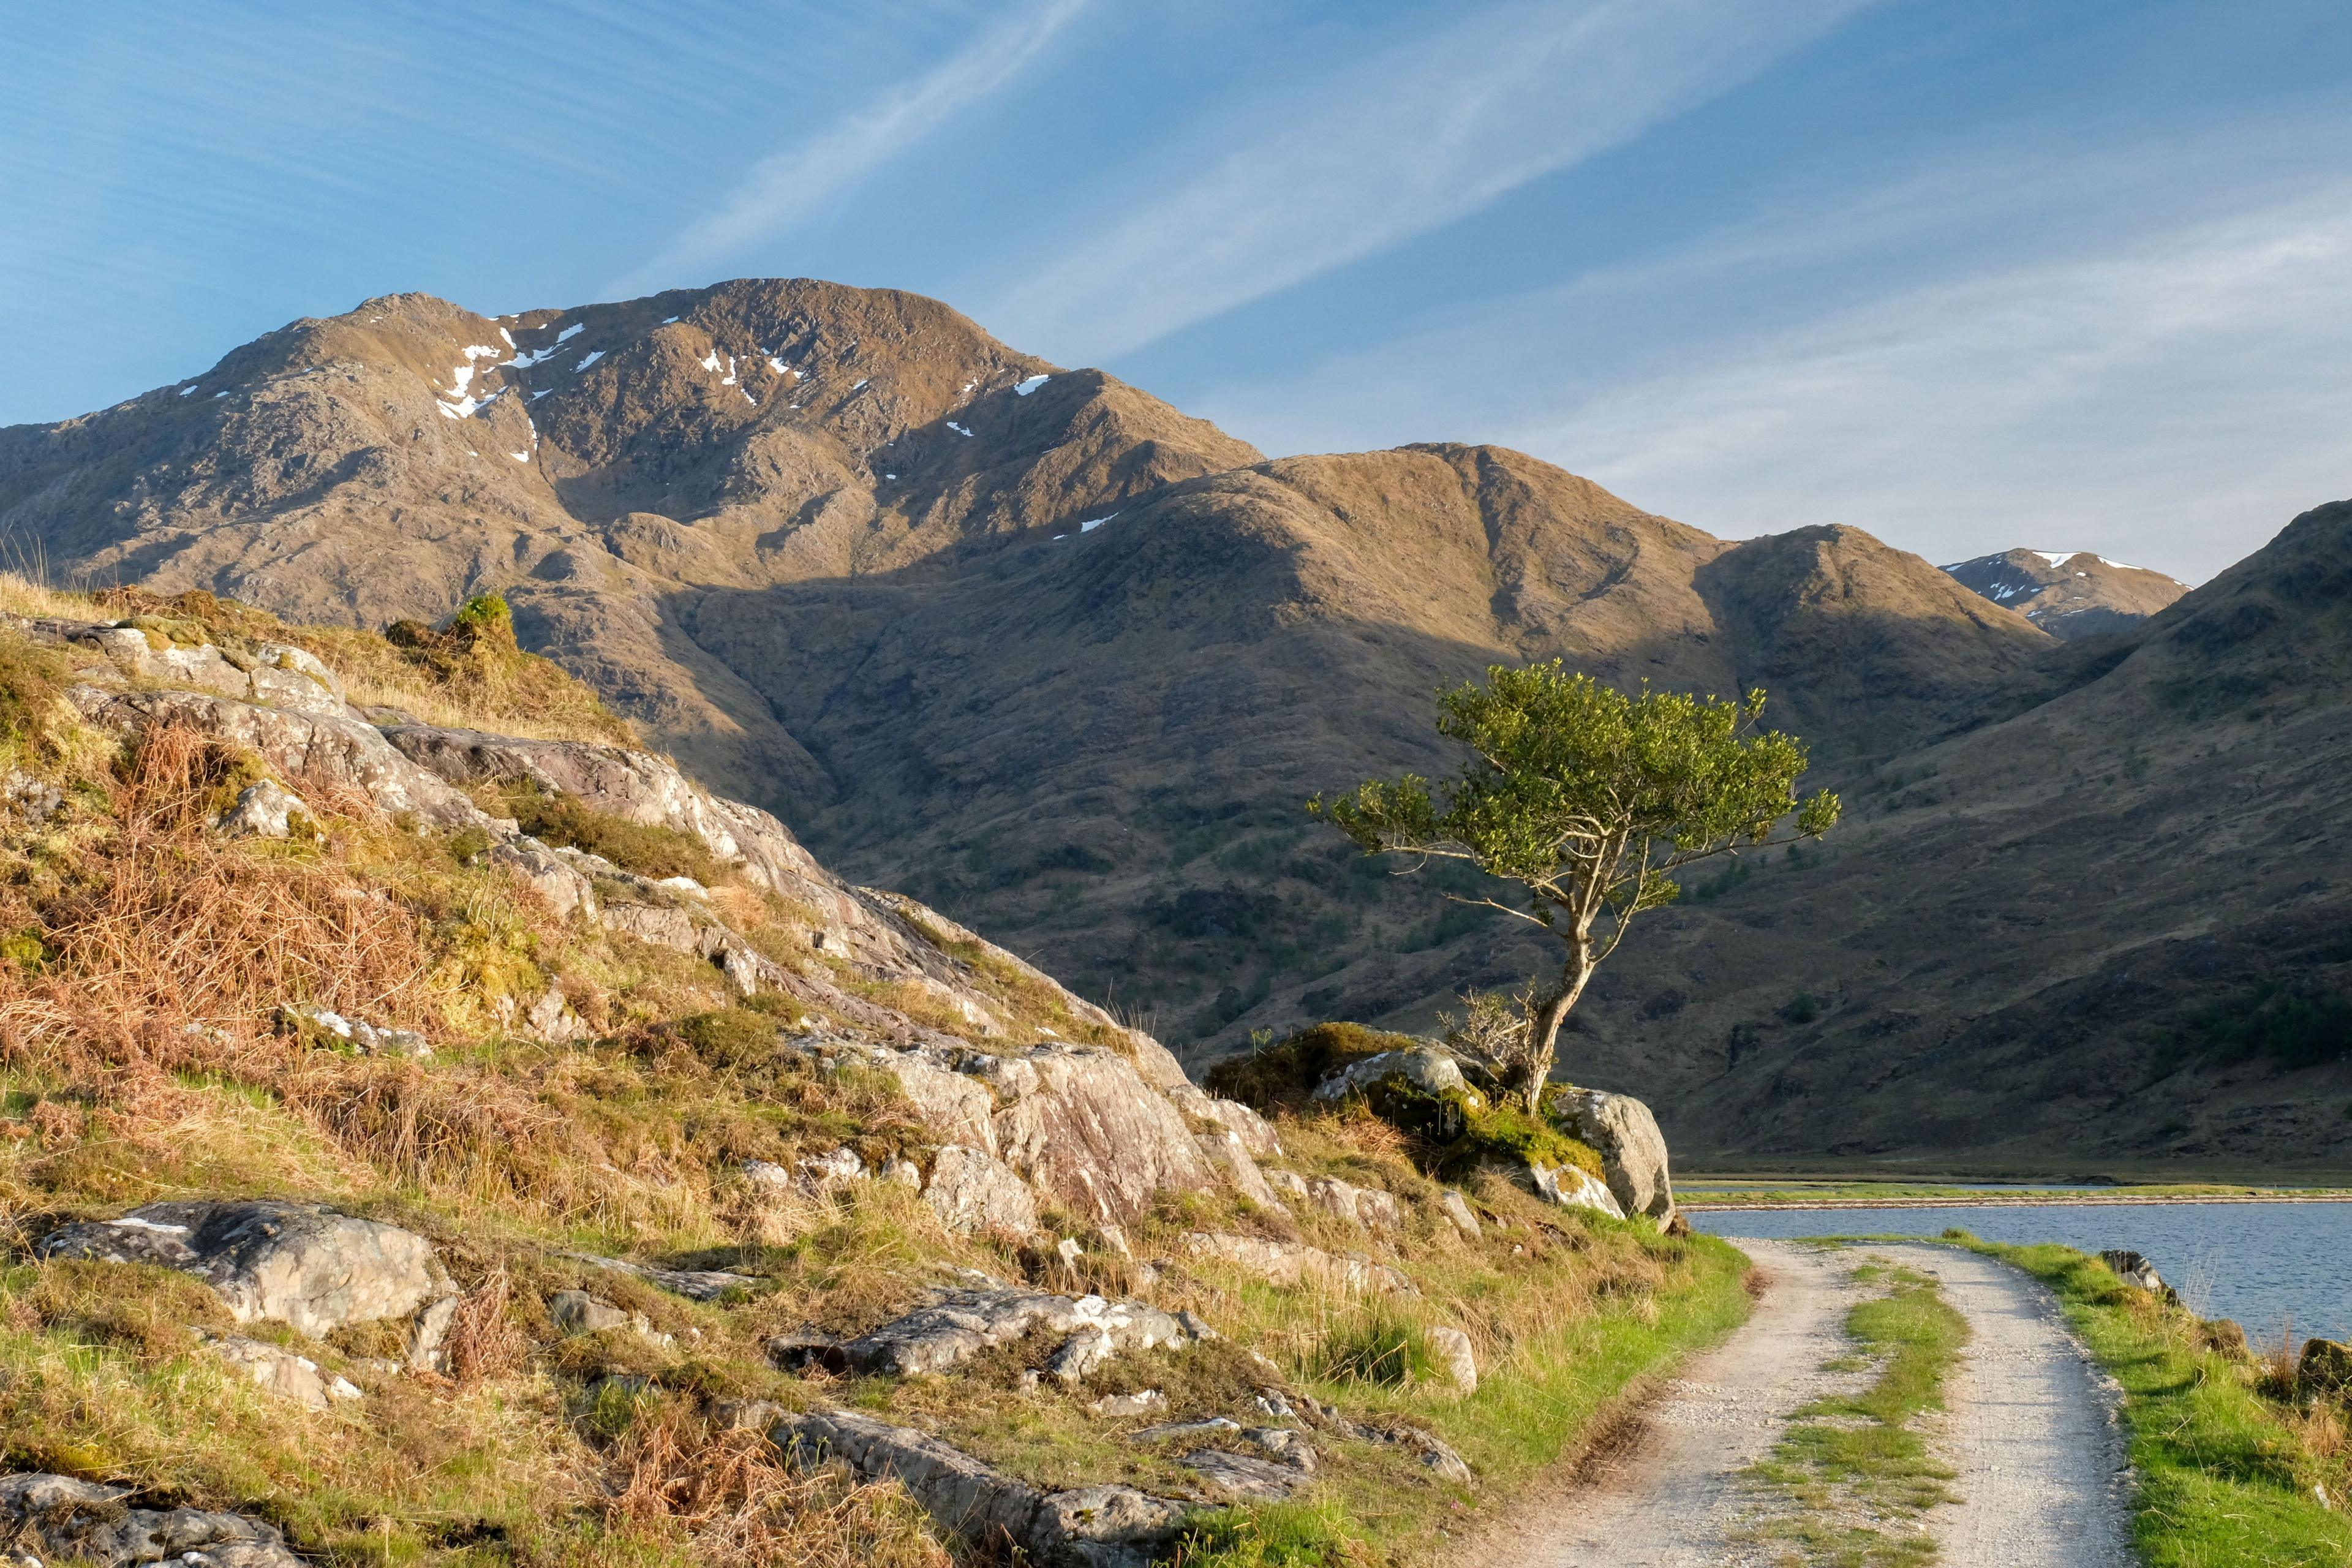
[1204,1020,1418,1114]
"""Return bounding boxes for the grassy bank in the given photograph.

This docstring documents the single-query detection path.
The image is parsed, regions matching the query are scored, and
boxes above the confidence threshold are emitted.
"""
[1182,1230,1754,1567]
[1961,1238,2352,1566]
[1743,1259,1966,1567]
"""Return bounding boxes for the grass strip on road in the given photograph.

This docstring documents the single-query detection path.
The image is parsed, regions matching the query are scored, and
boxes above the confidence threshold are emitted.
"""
[1959,1237,2352,1567]
[1744,1259,1967,1567]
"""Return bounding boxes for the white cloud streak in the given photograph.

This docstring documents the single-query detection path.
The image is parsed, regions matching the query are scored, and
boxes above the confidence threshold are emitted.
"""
[982,0,1879,360]
[1520,187,2352,584]
[612,0,1091,295]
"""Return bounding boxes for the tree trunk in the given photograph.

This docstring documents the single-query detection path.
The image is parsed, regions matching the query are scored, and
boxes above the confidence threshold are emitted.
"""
[1523,941,1596,1115]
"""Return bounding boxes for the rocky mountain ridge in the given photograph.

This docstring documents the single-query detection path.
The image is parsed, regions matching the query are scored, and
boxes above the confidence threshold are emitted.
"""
[1942,548,2188,639]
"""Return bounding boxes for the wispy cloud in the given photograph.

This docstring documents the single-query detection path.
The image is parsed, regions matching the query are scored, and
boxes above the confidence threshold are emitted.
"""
[611,0,1091,296]
[981,0,1879,361]
[1521,186,2352,582]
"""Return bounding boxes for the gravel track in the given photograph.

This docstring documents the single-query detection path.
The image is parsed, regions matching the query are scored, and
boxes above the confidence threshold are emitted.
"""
[1469,1239,2135,1567]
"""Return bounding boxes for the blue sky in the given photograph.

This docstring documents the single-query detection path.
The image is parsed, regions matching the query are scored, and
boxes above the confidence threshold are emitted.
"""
[5,1,2350,583]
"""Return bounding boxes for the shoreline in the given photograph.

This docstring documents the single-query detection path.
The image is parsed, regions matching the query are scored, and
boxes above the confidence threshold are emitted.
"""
[1685,1192,2352,1211]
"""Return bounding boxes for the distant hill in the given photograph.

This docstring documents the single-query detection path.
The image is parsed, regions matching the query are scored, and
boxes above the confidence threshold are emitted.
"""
[1942,548,2187,639]
[5,276,2342,1172]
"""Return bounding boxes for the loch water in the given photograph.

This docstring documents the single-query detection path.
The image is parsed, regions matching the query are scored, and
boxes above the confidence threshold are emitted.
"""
[1695,1201,2352,1346]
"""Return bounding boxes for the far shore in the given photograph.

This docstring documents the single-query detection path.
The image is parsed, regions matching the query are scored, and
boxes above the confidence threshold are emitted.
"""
[1685,1191,2352,1210]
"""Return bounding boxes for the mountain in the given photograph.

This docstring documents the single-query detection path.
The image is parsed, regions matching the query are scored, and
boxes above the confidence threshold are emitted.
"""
[6,276,2342,1170]
[1574,499,2352,1174]
[1942,548,2188,639]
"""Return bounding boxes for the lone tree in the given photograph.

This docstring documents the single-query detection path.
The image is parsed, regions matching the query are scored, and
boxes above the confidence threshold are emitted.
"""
[1309,662,1839,1112]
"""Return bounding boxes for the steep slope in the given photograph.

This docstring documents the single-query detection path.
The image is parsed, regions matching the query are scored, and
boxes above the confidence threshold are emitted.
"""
[1943,548,2188,639]
[1566,499,2352,1173]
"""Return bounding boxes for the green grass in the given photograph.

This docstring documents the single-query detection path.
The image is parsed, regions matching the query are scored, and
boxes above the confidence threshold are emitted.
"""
[1176,1230,1757,1568]
[1958,1237,2352,1567]
[1746,1261,1967,1567]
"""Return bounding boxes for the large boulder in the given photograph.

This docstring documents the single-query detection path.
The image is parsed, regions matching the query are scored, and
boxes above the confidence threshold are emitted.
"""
[2299,1338,2352,1397]
[39,1200,455,1363]
[0,1472,304,1567]
[1527,1161,1626,1219]
[1313,1046,1478,1106]
[1551,1088,1675,1227]
[989,1049,1220,1224]
[2099,1250,2169,1294]
[773,1408,1185,1568]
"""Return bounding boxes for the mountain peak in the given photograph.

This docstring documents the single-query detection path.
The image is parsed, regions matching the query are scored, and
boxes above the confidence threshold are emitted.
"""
[1942,546,2187,639]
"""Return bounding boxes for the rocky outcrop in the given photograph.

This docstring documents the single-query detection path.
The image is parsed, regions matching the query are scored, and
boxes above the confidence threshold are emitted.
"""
[830,1282,1203,1380]
[0,1472,304,1567]
[1553,1088,1674,1226]
[69,684,489,829]
[2299,1338,2352,1397]
[1313,1046,1479,1107]
[214,779,310,839]
[39,1200,456,1367]
[279,1002,430,1058]
[1179,1232,1414,1295]
[2098,1250,2168,1294]
[772,1408,1186,1568]
[922,1145,1043,1234]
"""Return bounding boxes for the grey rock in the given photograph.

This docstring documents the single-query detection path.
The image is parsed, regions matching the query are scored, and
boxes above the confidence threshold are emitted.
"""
[2,767,64,824]
[213,779,309,839]
[1195,1128,1286,1212]
[1439,1189,1481,1239]
[1301,1174,1401,1230]
[1133,1417,1241,1444]
[772,1407,1185,1568]
[1241,1428,1316,1472]
[0,1472,306,1567]
[567,1251,756,1302]
[2100,1250,2169,1294]
[1527,1160,1626,1219]
[1088,1389,1166,1418]
[1552,1088,1675,1227]
[548,1290,632,1335]
[205,1334,361,1411]
[1178,1232,1415,1295]
[840,1286,1198,1379]
[1425,1326,1478,1395]
[1180,1448,1305,1500]
[922,1144,1042,1235]
[1164,1084,1283,1158]
[524,984,587,1041]
[1313,1046,1476,1104]
[279,1001,430,1058]
[39,1200,451,1342]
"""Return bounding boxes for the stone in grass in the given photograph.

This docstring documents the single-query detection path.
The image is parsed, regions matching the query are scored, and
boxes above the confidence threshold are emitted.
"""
[0,1472,305,1567]
[205,1333,363,1411]
[213,778,312,840]
[1424,1325,1478,1395]
[1439,1189,1481,1238]
[774,1406,1184,1568]
[2098,1250,2171,1295]
[1088,1389,1166,1418]
[38,1199,458,1370]
[1180,1447,1307,1501]
[278,1000,431,1058]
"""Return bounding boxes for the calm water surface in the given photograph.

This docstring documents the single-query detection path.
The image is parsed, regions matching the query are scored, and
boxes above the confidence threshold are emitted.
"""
[1695,1202,2352,1346]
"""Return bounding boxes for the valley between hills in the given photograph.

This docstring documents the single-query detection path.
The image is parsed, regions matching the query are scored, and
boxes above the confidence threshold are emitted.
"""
[2,276,2344,1175]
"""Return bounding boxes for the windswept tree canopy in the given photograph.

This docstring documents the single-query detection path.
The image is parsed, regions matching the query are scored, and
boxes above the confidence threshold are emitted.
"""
[1310,662,1840,1107]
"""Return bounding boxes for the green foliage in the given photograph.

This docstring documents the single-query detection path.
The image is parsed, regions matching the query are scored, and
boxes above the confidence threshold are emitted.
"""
[1308,663,1838,1102]
[2171,981,2352,1069]
[1175,1501,1366,1568]
[1778,991,1821,1025]
[1310,663,1839,923]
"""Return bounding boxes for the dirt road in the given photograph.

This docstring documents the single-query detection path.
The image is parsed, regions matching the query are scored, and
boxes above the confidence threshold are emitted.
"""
[1474,1238,2134,1567]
